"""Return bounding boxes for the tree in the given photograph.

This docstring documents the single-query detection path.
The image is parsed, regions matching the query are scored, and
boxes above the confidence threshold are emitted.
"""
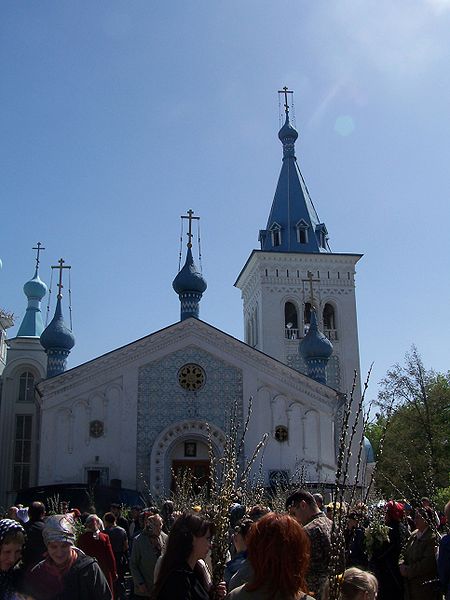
[366,347,450,499]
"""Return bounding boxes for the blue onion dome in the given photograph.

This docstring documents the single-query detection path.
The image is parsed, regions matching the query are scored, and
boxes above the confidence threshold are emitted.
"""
[23,269,47,300]
[40,297,75,351]
[278,114,298,143]
[172,247,207,294]
[299,308,333,360]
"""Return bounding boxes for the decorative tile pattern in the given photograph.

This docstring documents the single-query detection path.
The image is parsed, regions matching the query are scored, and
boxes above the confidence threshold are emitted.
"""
[286,353,340,390]
[136,346,243,487]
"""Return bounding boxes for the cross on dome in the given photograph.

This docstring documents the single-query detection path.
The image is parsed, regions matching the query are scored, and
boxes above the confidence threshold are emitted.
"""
[51,258,71,298]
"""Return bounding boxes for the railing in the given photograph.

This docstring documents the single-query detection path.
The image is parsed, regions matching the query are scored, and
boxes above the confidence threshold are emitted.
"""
[284,328,301,340]
[324,329,338,341]
[284,327,338,341]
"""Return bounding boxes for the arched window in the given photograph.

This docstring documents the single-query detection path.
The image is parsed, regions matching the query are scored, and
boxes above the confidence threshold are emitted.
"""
[18,372,35,403]
[269,223,282,247]
[303,302,312,334]
[323,303,337,340]
[284,302,299,339]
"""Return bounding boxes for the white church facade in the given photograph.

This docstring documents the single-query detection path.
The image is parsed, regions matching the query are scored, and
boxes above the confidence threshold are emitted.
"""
[0,91,369,507]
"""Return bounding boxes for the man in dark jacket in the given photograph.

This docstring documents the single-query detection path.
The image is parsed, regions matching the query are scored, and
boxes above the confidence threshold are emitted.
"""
[22,501,47,570]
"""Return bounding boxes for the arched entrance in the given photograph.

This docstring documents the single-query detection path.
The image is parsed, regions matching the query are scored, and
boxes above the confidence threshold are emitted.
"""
[171,438,210,492]
[149,420,227,497]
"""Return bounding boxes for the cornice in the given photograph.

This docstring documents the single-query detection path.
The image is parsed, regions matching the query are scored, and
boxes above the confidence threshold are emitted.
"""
[37,319,338,409]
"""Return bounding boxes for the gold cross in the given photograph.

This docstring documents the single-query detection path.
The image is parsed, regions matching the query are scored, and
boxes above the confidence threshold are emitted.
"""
[51,258,71,297]
[181,209,200,249]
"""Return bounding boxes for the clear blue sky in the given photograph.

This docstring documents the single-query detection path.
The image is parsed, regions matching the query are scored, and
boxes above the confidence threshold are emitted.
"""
[2,1,449,403]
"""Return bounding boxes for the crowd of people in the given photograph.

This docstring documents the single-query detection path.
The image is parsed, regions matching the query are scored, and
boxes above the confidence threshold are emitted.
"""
[0,491,449,600]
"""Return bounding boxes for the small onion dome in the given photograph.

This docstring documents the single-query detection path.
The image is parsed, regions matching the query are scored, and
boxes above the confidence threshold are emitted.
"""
[363,436,375,463]
[172,248,207,295]
[278,114,298,143]
[299,308,333,360]
[40,297,75,351]
[23,271,47,300]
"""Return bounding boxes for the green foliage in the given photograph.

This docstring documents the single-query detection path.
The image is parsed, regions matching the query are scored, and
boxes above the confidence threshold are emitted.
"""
[433,484,450,513]
[367,347,450,500]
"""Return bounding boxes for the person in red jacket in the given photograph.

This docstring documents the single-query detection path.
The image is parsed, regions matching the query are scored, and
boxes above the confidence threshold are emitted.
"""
[78,514,117,598]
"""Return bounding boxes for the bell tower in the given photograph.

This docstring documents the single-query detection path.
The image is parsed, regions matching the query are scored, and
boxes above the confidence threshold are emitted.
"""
[235,89,362,396]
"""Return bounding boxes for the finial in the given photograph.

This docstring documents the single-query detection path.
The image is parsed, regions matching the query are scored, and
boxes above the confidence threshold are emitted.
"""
[32,242,45,272]
[304,271,319,309]
[181,209,200,249]
[278,86,293,117]
[51,258,71,299]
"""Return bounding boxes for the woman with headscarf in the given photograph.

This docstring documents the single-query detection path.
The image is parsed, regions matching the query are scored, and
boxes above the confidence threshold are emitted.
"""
[23,513,112,599]
[0,518,25,599]
[77,514,117,598]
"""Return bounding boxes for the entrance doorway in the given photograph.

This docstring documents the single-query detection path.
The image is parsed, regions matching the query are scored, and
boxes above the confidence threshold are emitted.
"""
[171,460,210,493]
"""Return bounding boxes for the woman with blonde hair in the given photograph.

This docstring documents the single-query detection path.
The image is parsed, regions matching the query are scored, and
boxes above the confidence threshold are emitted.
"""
[323,567,378,600]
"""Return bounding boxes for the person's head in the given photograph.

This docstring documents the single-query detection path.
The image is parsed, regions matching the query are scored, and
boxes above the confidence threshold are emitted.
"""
[60,501,69,513]
[153,512,214,594]
[245,513,310,597]
[103,512,116,527]
[324,567,378,600]
[247,505,270,522]
[144,512,163,536]
[421,496,432,508]
[414,507,434,532]
[286,489,319,525]
[232,518,253,553]
[85,515,101,532]
[0,519,25,572]
[131,505,141,520]
[110,503,121,517]
[313,493,324,510]
[42,514,75,566]
[7,507,19,521]
[28,501,46,522]
[444,501,450,524]
[385,500,404,524]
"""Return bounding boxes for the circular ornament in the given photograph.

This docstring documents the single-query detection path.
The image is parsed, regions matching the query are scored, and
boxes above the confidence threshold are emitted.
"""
[178,364,206,391]
[274,425,288,442]
[90,420,104,438]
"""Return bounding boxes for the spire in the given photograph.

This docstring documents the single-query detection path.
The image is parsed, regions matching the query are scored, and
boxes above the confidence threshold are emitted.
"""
[172,210,207,321]
[299,308,333,385]
[40,258,75,378]
[17,242,48,337]
[259,88,330,254]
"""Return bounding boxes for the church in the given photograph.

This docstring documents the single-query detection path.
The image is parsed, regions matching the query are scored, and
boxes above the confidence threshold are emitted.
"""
[0,91,368,508]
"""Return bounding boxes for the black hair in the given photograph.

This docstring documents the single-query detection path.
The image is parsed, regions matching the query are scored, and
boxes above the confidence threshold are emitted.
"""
[152,512,213,598]
[285,489,316,510]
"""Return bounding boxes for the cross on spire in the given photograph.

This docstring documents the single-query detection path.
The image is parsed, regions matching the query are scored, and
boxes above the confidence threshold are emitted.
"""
[181,209,200,249]
[51,258,71,298]
[278,86,293,116]
[303,270,320,308]
[32,242,45,270]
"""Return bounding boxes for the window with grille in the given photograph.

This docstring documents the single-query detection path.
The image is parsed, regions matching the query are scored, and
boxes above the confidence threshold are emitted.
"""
[18,372,35,403]
[13,415,32,489]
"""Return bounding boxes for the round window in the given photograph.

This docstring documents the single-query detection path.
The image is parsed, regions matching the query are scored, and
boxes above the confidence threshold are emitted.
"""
[178,364,206,391]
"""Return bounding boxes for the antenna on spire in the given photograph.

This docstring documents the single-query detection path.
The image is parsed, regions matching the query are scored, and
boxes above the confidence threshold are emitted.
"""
[32,242,45,270]
[278,86,293,117]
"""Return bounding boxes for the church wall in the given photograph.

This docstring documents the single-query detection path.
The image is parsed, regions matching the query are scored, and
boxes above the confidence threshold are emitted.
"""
[137,346,243,496]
